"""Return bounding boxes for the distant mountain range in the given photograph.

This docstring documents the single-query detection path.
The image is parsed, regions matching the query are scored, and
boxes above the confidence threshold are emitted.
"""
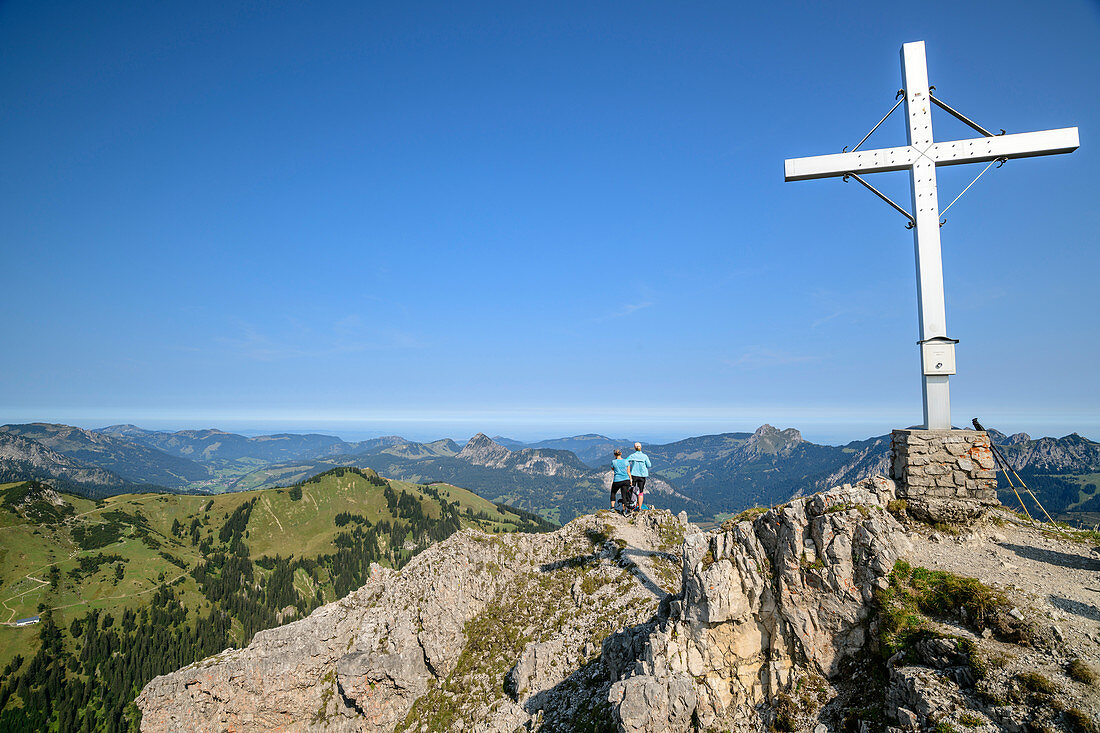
[97,424,348,462]
[0,423,208,488]
[1,421,1097,523]
[491,434,628,466]
[210,432,699,525]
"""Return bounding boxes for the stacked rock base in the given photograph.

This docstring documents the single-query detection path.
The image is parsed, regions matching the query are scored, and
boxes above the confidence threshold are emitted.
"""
[890,429,999,524]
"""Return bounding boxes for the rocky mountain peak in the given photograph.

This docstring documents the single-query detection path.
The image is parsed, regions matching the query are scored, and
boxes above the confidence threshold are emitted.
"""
[742,423,804,456]
[464,432,495,446]
[453,433,590,476]
[457,433,512,467]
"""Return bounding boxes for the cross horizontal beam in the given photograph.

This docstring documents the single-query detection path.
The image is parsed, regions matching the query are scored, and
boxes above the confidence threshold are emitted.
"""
[929,127,1079,168]
[784,127,1079,181]
[784,145,916,181]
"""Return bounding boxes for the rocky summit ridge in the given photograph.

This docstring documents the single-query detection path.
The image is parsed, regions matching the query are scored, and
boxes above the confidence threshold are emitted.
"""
[457,432,591,477]
[137,477,1100,732]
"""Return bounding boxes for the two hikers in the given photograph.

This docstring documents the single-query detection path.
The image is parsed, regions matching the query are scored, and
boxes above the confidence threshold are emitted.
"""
[610,442,652,514]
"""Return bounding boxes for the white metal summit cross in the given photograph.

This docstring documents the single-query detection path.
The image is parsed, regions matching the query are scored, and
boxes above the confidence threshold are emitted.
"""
[784,41,1078,430]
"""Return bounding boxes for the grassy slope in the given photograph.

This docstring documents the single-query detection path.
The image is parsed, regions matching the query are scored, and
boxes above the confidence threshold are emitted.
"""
[0,473,539,671]
[226,457,608,525]
[1063,472,1100,511]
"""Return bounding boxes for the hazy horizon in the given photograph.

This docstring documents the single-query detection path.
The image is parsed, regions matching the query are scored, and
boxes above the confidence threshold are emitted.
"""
[3,409,1095,447]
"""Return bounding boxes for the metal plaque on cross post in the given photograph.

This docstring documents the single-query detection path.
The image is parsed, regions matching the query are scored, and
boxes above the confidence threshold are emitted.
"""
[784,41,1078,430]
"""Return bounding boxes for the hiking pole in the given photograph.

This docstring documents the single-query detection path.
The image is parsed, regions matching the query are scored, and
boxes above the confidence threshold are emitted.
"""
[1000,461,1033,521]
[973,418,1032,520]
[995,445,1058,526]
[1018,477,1058,526]
[973,419,1057,525]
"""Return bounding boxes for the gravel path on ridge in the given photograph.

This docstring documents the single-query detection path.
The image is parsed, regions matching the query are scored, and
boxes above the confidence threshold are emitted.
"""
[906,509,1100,649]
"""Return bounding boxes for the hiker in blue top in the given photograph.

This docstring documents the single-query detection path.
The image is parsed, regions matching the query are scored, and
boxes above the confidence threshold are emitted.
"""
[610,449,631,512]
[627,443,651,512]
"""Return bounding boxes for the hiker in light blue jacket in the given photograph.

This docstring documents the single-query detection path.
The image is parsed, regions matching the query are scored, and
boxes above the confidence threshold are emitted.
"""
[610,449,632,512]
[627,443,651,512]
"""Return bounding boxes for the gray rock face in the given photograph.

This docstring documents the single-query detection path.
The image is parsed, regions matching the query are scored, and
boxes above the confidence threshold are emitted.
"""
[506,640,563,698]
[607,476,907,732]
[609,675,696,732]
[136,529,534,732]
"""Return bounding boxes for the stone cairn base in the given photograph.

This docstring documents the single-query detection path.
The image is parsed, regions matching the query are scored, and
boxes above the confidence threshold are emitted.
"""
[891,429,1000,524]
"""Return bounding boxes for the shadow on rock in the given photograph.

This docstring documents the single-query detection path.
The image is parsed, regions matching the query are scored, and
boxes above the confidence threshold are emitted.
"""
[619,547,677,599]
[539,553,601,572]
[1049,595,1100,622]
[1000,543,1100,571]
[520,659,617,732]
[516,616,663,733]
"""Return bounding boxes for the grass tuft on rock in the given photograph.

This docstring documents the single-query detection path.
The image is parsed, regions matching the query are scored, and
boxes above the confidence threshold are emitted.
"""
[885,561,1007,629]
[1067,657,1098,686]
[825,502,870,518]
[1016,670,1057,696]
[886,499,907,516]
[722,506,768,531]
[875,560,1020,668]
[769,693,798,732]
[656,521,685,551]
[1066,707,1100,733]
[585,527,612,547]
[958,712,983,728]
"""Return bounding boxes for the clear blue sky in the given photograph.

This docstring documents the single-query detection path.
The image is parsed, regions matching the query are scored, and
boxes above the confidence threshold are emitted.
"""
[1,0,1097,444]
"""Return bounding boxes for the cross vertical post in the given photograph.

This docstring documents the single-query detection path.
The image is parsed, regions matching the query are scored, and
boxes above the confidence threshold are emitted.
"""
[902,41,951,429]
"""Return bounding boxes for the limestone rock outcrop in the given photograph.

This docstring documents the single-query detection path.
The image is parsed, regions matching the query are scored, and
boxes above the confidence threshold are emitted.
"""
[136,510,687,732]
[606,476,906,732]
[134,531,525,733]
